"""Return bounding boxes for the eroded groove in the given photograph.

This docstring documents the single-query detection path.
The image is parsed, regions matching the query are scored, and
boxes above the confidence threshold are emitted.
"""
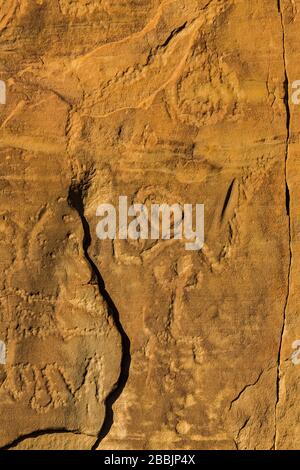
[221,179,235,221]
[67,177,131,450]
[274,0,292,449]
[160,22,188,48]
[145,21,188,66]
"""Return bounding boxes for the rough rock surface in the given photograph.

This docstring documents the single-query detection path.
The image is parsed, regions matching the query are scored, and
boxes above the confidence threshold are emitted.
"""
[0,0,298,450]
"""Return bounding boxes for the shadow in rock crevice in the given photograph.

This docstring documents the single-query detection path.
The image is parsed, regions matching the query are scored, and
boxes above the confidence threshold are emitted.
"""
[68,180,131,450]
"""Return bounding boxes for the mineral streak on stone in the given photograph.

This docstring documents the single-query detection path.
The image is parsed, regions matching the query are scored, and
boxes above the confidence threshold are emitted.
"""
[0,0,297,450]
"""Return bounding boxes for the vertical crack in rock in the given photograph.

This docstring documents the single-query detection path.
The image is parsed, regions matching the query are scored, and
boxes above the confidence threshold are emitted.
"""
[274,0,292,449]
[67,177,131,449]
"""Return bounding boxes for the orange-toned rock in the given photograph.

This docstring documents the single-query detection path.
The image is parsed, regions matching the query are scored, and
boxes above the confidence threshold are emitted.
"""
[0,0,297,450]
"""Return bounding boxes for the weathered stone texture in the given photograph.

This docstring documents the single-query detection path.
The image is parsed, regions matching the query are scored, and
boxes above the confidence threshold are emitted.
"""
[0,0,298,450]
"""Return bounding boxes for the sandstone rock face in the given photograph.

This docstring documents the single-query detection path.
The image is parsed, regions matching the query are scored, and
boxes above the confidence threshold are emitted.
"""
[0,0,298,450]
